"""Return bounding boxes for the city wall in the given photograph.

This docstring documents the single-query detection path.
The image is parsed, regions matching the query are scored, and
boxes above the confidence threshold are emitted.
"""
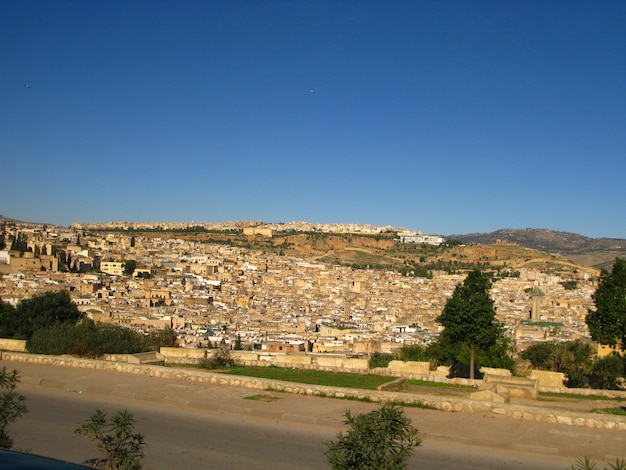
[2,350,626,431]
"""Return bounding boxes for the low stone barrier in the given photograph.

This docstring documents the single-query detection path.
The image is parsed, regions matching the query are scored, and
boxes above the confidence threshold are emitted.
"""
[3,352,625,432]
[473,374,539,401]
[531,370,566,387]
[0,338,27,352]
[387,360,431,375]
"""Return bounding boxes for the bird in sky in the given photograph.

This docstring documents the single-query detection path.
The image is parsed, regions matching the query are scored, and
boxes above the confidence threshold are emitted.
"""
[24,84,30,88]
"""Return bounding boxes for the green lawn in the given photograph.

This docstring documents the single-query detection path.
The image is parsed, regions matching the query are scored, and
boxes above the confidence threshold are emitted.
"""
[592,406,626,416]
[539,392,626,402]
[406,379,474,389]
[217,366,396,390]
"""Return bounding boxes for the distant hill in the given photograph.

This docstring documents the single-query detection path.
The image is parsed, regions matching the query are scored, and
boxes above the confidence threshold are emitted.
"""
[448,229,626,269]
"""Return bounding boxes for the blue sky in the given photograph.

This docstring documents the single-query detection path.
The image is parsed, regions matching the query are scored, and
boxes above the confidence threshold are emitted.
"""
[2,1,625,238]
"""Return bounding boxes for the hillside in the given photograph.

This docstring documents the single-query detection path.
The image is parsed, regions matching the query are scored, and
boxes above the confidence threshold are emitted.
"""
[179,230,599,279]
[448,228,626,269]
[3,215,621,272]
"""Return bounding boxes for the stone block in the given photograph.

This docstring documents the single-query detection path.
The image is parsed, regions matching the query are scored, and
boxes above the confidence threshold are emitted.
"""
[271,354,311,366]
[0,339,27,352]
[315,356,345,368]
[388,360,430,374]
[530,370,566,388]
[480,367,512,377]
[470,389,510,403]
[342,358,369,370]
[231,350,259,362]
[481,374,539,399]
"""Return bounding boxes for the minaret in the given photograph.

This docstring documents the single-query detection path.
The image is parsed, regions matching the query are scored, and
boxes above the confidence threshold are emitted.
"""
[530,288,545,322]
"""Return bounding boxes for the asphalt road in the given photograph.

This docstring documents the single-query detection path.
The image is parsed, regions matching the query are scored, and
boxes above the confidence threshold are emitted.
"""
[6,359,626,468]
[13,387,582,470]
[6,357,615,470]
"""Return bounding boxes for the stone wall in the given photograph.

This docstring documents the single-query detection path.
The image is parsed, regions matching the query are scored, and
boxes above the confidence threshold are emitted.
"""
[162,348,371,373]
[2,351,625,431]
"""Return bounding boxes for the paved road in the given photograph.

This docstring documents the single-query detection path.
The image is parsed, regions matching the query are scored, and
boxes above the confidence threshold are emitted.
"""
[5,361,626,469]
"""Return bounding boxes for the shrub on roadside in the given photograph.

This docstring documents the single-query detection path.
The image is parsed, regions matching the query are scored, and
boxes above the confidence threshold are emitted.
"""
[0,367,28,450]
[325,403,421,469]
[75,409,145,470]
[198,346,238,369]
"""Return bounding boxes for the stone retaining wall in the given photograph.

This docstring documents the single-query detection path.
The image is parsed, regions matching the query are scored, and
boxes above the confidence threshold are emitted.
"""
[2,352,626,432]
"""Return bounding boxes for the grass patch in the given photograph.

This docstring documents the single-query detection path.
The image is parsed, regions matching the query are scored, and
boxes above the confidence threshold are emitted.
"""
[540,392,626,402]
[244,394,281,402]
[406,379,474,390]
[217,366,396,390]
[592,406,626,416]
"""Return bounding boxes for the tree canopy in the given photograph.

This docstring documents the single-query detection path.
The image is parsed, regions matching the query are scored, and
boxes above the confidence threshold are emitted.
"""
[123,260,137,276]
[0,290,82,340]
[435,269,505,378]
[586,258,626,351]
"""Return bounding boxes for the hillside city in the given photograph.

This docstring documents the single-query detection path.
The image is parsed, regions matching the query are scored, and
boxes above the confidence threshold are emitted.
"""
[0,219,600,356]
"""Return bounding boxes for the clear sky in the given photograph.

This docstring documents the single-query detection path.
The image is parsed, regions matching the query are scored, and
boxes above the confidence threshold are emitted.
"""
[2,1,625,238]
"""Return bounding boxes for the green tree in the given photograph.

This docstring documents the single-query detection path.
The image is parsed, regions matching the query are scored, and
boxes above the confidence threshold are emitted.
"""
[143,327,178,351]
[435,269,505,379]
[198,346,237,369]
[325,403,421,470]
[552,340,593,387]
[1,290,82,340]
[233,334,243,350]
[122,260,137,277]
[0,300,17,339]
[0,367,28,449]
[397,344,428,362]
[587,258,626,351]
[369,352,393,369]
[75,409,145,470]
[28,319,150,358]
[521,342,557,370]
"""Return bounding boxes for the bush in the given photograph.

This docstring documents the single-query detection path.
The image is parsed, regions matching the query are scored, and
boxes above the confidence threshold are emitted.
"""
[397,345,428,362]
[0,290,81,340]
[28,319,149,358]
[325,404,421,469]
[369,352,393,369]
[143,327,178,351]
[75,409,145,470]
[585,354,626,390]
[0,367,28,449]
[592,353,624,377]
[521,340,594,387]
[198,346,237,369]
[520,342,557,370]
[568,456,626,470]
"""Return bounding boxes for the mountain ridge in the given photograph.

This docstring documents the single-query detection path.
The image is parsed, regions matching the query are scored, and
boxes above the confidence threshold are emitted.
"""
[447,228,626,269]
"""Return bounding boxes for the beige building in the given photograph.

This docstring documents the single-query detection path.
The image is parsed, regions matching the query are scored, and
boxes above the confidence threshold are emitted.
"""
[100,261,125,276]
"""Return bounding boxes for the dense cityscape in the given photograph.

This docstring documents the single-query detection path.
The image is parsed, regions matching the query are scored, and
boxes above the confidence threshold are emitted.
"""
[0,219,600,356]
